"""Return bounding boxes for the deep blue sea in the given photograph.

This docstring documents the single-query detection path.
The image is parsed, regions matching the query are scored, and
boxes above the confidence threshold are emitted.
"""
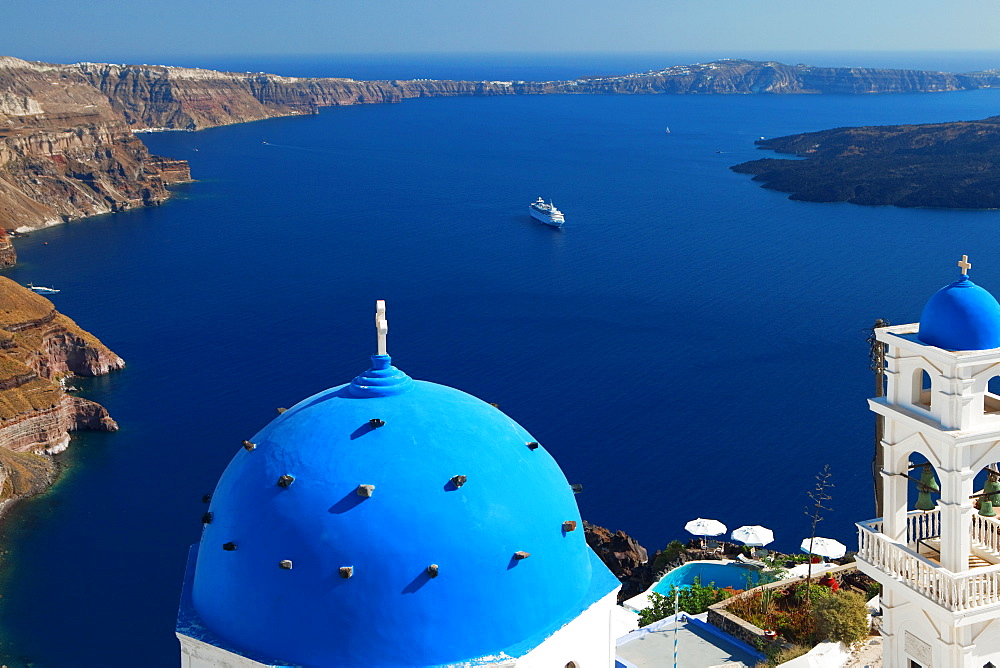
[2,52,1000,666]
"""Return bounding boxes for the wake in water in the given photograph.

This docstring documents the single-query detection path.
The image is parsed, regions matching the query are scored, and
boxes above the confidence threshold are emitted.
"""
[261,140,343,155]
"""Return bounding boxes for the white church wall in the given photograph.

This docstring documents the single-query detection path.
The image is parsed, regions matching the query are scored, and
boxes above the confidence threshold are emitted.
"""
[876,586,1000,668]
[969,618,1000,666]
[178,588,622,668]
[177,633,278,668]
[516,588,620,668]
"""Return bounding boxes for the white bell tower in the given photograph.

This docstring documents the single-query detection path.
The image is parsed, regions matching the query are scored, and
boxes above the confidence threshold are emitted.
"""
[858,256,1000,668]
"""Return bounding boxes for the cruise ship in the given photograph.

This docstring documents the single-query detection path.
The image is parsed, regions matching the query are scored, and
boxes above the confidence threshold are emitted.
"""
[529,197,565,227]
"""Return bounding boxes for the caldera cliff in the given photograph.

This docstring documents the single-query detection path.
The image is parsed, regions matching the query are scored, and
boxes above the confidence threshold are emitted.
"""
[0,276,123,507]
[2,55,1000,239]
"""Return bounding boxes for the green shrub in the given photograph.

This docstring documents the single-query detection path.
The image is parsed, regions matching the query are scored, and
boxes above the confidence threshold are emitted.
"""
[792,582,832,603]
[637,577,733,626]
[652,540,686,572]
[663,540,686,561]
[812,591,869,645]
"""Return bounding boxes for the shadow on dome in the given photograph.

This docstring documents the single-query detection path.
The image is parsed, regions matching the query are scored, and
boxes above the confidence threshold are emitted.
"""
[328,489,368,514]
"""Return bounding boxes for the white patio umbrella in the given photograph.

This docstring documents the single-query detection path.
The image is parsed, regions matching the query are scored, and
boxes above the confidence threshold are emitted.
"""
[731,525,774,547]
[685,518,727,539]
[800,537,847,559]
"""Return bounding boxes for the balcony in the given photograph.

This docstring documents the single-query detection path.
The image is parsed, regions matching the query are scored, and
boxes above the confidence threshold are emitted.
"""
[857,509,1000,613]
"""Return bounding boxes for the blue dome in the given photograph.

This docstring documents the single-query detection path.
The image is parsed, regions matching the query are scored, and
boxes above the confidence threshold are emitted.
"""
[188,354,615,667]
[918,275,1000,351]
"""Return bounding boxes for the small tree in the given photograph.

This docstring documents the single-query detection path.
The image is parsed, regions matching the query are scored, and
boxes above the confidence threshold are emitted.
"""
[812,591,869,646]
[652,540,686,572]
[638,591,678,627]
[803,465,834,597]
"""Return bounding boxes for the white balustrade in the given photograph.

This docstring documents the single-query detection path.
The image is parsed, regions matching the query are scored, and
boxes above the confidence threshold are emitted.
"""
[857,511,1000,612]
[972,514,1000,555]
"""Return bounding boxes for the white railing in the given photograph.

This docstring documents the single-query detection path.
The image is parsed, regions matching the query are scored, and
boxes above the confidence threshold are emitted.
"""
[858,514,1000,612]
[972,514,1000,555]
[906,509,941,544]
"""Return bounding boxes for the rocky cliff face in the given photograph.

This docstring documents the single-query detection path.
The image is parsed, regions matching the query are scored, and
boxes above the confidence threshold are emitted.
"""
[584,521,654,602]
[0,57,191,235]
[0,122,191,231]
[75,62,535,130]
[551,60,979,95]
[0,276,122,505]
[0,228,14,267]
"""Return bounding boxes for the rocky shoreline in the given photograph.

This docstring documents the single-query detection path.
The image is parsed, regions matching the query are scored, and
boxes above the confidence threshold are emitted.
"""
[0,276,122,513]
[731,116,1000,208]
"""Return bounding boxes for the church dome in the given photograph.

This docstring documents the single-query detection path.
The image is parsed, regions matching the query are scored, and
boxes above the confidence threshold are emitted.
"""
[918,267,1000,351]
[189,348,614,667]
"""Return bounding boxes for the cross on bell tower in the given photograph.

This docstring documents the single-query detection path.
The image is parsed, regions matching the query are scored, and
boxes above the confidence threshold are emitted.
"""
[376,300,388,356]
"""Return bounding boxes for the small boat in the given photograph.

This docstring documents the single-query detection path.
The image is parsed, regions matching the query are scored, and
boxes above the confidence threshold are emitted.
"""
[665,127,671,134]
[27,283,59,294]
[529,197,565,228]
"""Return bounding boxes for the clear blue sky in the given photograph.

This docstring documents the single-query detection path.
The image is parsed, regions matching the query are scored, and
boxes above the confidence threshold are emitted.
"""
[4,0,1000,63]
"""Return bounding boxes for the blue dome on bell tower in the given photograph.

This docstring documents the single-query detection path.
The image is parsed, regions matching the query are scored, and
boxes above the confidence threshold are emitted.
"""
[178,302,619,667]
[918,255,1000,351]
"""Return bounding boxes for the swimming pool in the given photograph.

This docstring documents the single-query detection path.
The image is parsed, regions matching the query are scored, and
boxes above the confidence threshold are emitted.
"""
[652,561,761,594]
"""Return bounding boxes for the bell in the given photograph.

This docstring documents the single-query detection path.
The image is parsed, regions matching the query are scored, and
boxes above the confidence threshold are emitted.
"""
[985,477,1000,505]
[980,498,997,518]
[915,466,939,511]
[916,488,937,511]
[919,466,940,493]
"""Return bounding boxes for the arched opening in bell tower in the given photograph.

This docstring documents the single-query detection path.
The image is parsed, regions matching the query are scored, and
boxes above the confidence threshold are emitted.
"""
[985,376,1000,416]
[969,462,1000,568]
[901,452,942,561]
[912,368,932,411]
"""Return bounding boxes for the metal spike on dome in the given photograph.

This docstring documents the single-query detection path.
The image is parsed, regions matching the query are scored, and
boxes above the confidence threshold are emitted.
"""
[242,440,256,451]
[450,475,467,488]
[340,566,353,579]
[426,564,440,578]
[277,474,295,488]
[489,403,500,408]
[202,493,212,503]
[570,483,584,494]
[563,520,577,532]
[526,441,539,450]
[279,560,293,570]
[369,418,385,429]
[357,484,375,497]
[513,551,530,560]
[202,512,214,524]
[222,542,237,551]
[276,407,288,414]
